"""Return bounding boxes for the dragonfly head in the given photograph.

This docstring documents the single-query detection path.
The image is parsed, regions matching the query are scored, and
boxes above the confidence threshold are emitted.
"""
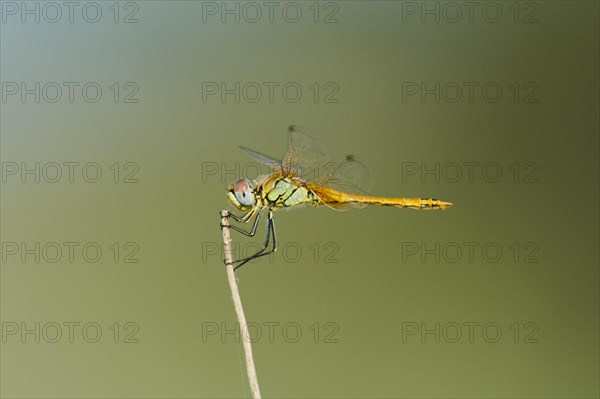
[227,178,256,211]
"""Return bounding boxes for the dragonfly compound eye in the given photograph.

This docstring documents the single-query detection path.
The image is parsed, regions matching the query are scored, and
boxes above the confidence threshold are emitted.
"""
[233,178,256,206]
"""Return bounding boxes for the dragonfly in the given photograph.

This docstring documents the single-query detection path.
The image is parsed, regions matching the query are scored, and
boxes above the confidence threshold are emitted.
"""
[224,125,453,270]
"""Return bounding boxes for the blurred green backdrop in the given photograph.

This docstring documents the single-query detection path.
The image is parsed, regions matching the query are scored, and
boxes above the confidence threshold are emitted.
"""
[1,1,598,398]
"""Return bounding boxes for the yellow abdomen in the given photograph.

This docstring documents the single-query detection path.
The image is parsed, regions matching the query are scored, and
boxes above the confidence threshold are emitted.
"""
[309,185,453,210]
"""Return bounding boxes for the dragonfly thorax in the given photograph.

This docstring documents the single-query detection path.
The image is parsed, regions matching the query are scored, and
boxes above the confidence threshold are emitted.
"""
[260,176,317,209]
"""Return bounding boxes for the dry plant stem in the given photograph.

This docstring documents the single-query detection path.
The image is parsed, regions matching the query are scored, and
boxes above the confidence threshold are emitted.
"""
[220,210,262,399]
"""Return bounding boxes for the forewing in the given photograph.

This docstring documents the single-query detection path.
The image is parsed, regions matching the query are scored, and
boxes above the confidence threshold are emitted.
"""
[239,146,283,174]
[281,125,329,178]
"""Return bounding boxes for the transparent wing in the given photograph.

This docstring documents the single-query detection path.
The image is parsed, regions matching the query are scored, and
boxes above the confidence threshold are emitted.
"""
[239,146,283,173]
[314,155,373,194]
[281,125,329,178]
[238,125,328,178]
[309,155,374,211]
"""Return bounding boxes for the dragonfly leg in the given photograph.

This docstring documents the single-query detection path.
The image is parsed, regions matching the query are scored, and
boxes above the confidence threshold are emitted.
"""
[228,210,252,223]
[233,211,277,271]
[223,208,262,237]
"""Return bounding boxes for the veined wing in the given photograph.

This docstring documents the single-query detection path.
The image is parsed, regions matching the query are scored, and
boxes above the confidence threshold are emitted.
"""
[239,146,283,174]
[282,125,329,178]
[308,155,374,210]
[239,125,330,178]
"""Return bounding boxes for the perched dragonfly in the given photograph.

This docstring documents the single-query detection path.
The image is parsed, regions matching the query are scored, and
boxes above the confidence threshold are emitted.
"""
[225,125,453,270]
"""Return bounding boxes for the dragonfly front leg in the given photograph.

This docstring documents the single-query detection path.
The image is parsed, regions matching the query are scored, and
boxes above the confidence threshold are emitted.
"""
[223,208,262,237]
[233,211,277,271]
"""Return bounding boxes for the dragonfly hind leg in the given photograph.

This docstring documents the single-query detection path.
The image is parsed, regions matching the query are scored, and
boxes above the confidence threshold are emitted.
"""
[232,211,277,271]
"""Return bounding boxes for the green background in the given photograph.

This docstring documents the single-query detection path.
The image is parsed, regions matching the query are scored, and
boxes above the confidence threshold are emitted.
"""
[1,1,598,398]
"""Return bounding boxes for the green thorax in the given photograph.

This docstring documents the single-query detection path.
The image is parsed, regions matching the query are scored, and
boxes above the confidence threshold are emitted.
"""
[258,176,318,208]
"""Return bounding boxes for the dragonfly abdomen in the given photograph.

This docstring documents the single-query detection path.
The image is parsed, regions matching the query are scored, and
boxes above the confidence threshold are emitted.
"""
[310,186,452,210]
[345,194,452,210]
